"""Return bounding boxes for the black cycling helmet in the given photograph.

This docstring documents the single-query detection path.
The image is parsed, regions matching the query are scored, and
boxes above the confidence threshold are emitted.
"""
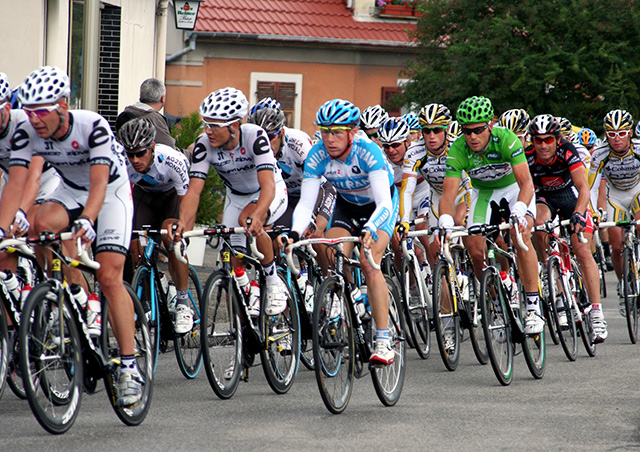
[117,117,156,150]
[529,114,561,136]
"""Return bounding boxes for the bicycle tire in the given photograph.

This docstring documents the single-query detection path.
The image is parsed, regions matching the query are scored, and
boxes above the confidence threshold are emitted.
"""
[596,238,608,298]
[623,248,639,344]
[259,271,300,395]
[0,305,8,400]
[6,328,27,399]
[131,266,160,374]
[480,269,513,386]
[371,276,406,407]
[571,260,596,357]
[19,282,83,434]
[432,260,461,371]
[518,280,545,379]
[463,266,489,365]
[383,253,414,349]
[401,258,430,359]
[312,276,354,415]
[200,270,242,399]
[103,283,154,426]
[174,266,204,379]
[539,266,559,346]
[547,257,578,361]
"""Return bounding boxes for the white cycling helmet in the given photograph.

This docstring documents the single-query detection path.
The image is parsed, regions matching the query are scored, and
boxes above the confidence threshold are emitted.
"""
[0,73,11,103]
[18,66,70,105]
[360,104,388,129]
[199,87,249,121]
[378,118,410,144]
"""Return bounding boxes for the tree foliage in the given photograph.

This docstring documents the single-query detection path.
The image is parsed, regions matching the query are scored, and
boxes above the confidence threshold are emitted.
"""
[171,112,225,225]
[401,0,640,133]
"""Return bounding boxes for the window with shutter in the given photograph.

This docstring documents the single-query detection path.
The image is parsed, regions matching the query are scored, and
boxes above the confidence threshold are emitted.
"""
[256,81,296,128]
[381,86,403,117]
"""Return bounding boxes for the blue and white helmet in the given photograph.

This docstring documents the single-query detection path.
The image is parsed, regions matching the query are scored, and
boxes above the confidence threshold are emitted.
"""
[577,127,598,147]
[199,87,249,121]
[18,66,70,105]
[360,104,388,129]
[249,97,281,116]
[315,99,360,126]
[636,121,640,138]
[401,113,421,132]
[378,118,410,144]
[0,73,11,103]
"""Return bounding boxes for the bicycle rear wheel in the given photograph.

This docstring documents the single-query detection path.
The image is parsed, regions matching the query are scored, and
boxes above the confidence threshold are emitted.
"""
[200,270,242,399]
[432,260,460,371]
[540,266,559,345]
[480,269,513,386]
[547,257,578,361]
[0,305,8,400]
[463,267,488,365]
[401,259,430,360]
[174,266,204,379]
[104,284,154,426]
[571,260,596,357]
[519,281,545,379]
[19,283,83,434]
[371,276,406,407]
[623,248,639,344]
[312,276,354,414]
[132,265,160,374]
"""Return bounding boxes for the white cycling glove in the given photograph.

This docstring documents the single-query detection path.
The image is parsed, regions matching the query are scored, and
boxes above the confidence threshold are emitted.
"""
[511,201,529,228]
[438,214,455,230]
[73,217,96,242]
[13,209,30,232]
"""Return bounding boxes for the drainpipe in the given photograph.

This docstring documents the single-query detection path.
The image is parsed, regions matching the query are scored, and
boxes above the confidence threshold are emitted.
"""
[166,32,197,63]
[155,0,169,82]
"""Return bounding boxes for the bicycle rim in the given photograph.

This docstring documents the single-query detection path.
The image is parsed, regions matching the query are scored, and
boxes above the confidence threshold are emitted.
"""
[132,266,160,374]
[201,271,242,399]
[312,277,354,414]
[0,306,8,400]
[20,284,83,434]
[571,260,597,357]
[519,280,545,379]
[549,258,578,361]
[480,269,513,386]
[465,268,488,365]
[174,266,204,379]
[401,260,430,359]
[432,260,460,371]
[371,276,406,407]
[623,249,639,344]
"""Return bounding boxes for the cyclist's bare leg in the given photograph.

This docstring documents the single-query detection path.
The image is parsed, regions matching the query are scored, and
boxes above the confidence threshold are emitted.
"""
[512,215,538,293]
[361,230,390,330]
[162,218,189,291]
[608,226,623,279]
[532,203,552,265]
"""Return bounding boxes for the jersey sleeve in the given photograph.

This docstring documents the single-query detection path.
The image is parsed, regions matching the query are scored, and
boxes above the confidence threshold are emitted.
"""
[167,152,191,196]
[252,128,277,172]
[302,144,327,180]
[444,139,467,178]
[9,120,37,168]
[87,115,119,167]
[189,134,212,180]
[502,130,526,166]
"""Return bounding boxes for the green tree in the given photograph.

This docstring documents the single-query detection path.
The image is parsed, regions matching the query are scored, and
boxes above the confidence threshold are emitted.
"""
[401,0,640,134]
[171,112,225,225]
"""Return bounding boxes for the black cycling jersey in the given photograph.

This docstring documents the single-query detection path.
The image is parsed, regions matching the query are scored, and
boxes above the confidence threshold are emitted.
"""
[526,140,585,193]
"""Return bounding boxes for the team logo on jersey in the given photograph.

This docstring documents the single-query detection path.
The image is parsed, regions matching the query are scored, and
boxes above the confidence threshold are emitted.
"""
[240,147,246,155]
[541,176,564,188]
[72,141,79,149]
[229,153,234,159]
[352,166,361,174]
[486,151,500,160]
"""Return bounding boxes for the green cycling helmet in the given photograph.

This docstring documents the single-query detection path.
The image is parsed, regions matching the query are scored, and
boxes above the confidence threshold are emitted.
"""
[456,96,494,125]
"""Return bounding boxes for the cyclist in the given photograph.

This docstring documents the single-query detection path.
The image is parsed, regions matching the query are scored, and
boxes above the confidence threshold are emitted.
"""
[288,99,399,365]
[401,113,422,142]
[588,109,640,317]
[578,127,598,154]
[497,108,531,148]
[446,120,462,143]
[526,114,607,342]
[172,87,289,315]
[558,116,591,172]
[439,96,544,335]
[358,104,388,148]
[117,117,193,334]
[0,66,141,406]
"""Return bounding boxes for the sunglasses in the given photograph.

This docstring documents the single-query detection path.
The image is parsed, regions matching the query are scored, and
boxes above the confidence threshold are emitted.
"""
[461,124,489,136]
[126,147,150,159]
[23,104,60,119]
[319,126,352,137]
[383,142,404,150]
[532,136,556,145]
[365,131,379,138]
[202,118,238,130]
[606,130,631,139]
[422,127,445,135]
[267,129,281,138]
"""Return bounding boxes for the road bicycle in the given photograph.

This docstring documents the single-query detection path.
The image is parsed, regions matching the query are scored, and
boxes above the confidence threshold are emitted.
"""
[177,220,300,399]
[467,218,545,386]
[286,236,405,414]
[131,227,203,378]
[592,215,608,298]
[599,220,640,343]
[534,218,596,360]
[430,226,488,370]
[9,232,153,434]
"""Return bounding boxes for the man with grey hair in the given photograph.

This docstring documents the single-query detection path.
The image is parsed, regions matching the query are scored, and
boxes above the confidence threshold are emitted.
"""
[116,78,176,148]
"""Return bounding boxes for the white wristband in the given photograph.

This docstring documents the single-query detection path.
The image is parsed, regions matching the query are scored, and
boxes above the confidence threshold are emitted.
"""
[438,214,455,230]
[511,201,528,220]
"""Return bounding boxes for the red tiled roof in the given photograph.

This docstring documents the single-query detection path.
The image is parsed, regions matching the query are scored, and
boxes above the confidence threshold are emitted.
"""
[194,0,417,47]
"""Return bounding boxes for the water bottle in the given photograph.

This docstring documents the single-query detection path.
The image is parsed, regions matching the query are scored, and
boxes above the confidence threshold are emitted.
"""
[351,285,367,318]
[70,284,88,309]
[298,270,314,314]
[249,280,261,316]
[3,271,21,302]
[234,267,251,296]
[159,272,169,294]
[86,292,102,337]
[456,269,469,301]
[20,283,32,309]
[500,271,518,308]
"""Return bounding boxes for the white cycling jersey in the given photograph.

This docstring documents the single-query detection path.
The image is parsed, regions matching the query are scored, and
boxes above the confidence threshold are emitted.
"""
[0,109,29,173]
[127,143,190,195]
[10,110,128,190]
[389,141,430,223]
[190,123,283,194]
[589,142,640,192]
[275,126,312,195]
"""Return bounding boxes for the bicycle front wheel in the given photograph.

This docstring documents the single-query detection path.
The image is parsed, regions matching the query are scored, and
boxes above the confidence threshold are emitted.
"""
[200,270,242,399]
[19,282,83,434]
[464,267,488,365]
[519,282,545,379]
[6,327,27,399]
[571,259,596,357]
[0,305,8,400]
[623,248,639,344]
[432,260,461,371]
[104,283,154,427]
[131,265,160,374]
[401,259,430,360]
[174,266,204,379]
[371,276,406,407]
[312,277,354,414]
[480,269,513,386]
[547,257,578,361]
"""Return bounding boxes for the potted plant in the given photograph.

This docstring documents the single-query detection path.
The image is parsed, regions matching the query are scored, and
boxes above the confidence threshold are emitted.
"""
[377,0,416,17]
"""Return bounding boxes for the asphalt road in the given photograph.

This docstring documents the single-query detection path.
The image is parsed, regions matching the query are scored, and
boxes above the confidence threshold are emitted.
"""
[2,271,640,452]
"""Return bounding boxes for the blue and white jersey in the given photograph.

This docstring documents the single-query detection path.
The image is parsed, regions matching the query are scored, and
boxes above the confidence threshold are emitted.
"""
[127,143,190,195]
[276,126,312,196]
[303,135,394,206]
